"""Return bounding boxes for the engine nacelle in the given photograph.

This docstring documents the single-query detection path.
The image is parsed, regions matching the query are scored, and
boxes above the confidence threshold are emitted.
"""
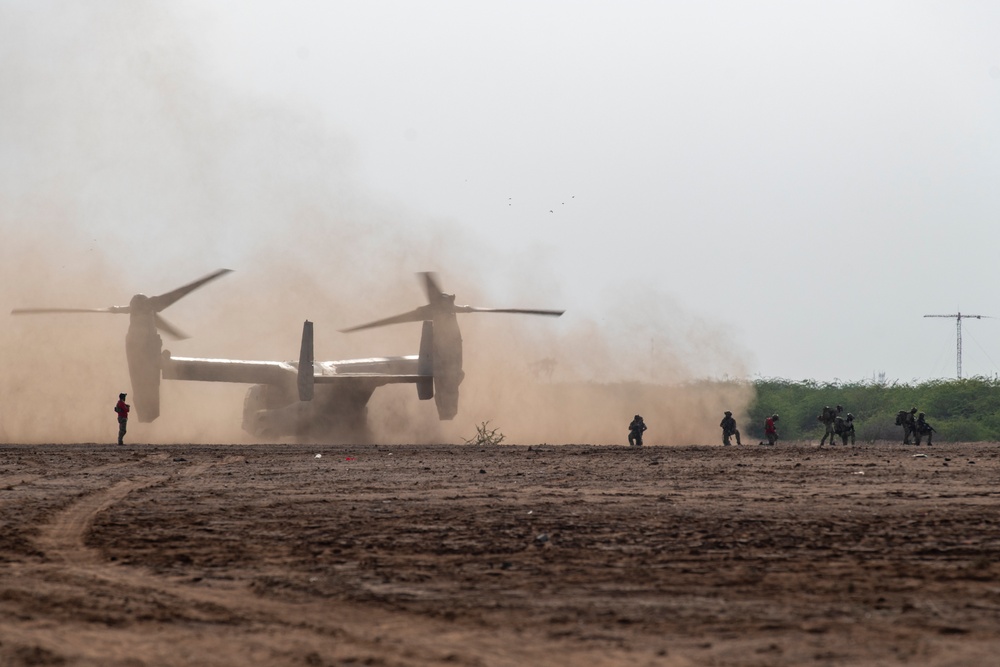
[431,313,464,420]
[125,327,163,422]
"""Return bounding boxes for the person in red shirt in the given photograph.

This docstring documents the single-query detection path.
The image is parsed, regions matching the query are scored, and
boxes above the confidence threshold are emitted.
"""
[114,393,130,445]
[764,414,779,446]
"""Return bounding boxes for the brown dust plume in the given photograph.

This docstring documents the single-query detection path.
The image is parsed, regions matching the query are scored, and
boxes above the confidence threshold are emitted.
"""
[0,3,754,445]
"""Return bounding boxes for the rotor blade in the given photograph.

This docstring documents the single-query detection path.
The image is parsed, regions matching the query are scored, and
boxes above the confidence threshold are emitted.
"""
[148,268,233,313]
[420,272,444,301]
[11,307,126,315]
[340,306,434,333]
[154,314,189,340]
[455,306,565,317]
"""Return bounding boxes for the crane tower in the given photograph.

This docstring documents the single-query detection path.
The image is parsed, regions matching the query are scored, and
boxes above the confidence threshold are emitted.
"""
[923,312,989,379]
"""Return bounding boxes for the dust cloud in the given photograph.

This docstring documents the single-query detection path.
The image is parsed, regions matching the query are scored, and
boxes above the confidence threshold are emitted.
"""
[0,3,753,446]
[368,291,755,446]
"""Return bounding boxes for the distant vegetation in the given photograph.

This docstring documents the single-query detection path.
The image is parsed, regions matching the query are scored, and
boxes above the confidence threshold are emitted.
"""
[748,377,1000,443]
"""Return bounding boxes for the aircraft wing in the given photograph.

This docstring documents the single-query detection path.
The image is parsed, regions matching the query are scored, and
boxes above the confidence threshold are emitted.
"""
[161,319,436,420]
[162,353,430,388]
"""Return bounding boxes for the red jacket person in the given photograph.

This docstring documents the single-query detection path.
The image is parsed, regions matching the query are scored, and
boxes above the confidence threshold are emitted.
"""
[764,414,779,446]
[114,393,130,445]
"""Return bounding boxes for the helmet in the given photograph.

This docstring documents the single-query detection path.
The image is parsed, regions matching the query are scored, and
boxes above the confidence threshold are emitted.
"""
[772,414,779,420]
[847,413,854,419]
[911,407,918,413]
[918,412,925,418]
[836,405,843,411]
[634,414,641,420]
[119,393,127,399]
[824,405,830,410]
[724,411,732,416]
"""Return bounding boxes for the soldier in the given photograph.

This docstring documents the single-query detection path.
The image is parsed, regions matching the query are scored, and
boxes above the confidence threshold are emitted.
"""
[114,392,130,446]
[763,413,779,446]
[628,414,647,447]
[903,407,918,444]
[835,412,856,446]
[915,412,935,446]
[720,411,742,446]
[895,410,909,443]
[819,405,842,446]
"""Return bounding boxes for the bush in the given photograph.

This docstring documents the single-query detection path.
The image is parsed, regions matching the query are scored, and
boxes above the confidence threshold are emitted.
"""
[463,421,506,446]
[748,377,1000,442]
[935,418,980,443]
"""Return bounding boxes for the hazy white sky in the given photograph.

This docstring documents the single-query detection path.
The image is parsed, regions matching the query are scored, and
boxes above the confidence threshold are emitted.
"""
[6,1,1000,384]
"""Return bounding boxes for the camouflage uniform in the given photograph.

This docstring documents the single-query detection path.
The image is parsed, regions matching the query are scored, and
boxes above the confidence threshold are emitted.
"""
[914,412,934,446]
[720,411,742,446]
[895,410,909,444]
[628,415,647,447]
[819,405,842,446]
[835,413,855,446]
[903,408,918,444]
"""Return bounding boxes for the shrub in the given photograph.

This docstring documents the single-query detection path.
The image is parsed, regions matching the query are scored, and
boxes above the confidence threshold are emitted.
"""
[463,421,506,446]
[747,377,1000,442]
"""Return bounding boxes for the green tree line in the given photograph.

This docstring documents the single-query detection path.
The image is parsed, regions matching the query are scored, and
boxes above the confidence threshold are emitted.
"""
[746,377,1000,443]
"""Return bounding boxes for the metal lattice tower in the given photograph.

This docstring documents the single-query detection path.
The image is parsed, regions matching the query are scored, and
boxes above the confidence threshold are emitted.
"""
[924,312,988,379]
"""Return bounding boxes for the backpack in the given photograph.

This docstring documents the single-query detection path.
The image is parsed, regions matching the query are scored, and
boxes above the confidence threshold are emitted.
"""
[895,411,905,426]
[834,416,846,433]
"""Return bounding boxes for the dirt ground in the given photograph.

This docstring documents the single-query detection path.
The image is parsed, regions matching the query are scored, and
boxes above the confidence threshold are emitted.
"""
[1,441,999,667]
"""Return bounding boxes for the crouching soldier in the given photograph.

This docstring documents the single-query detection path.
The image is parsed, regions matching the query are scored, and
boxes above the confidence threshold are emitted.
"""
[835,412,856,446]
[720,411,742,446]
[628,415,647,447]
[915,412,935,446]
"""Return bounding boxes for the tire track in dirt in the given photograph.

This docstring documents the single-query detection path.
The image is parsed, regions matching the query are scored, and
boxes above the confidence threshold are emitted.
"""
[21,457,443,664]
[36,476,167,564]
[35,457,236,563]
[16,454,660,667]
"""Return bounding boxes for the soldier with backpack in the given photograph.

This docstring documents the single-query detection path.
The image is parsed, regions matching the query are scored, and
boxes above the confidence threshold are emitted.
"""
[896,407,918,444]
[628,415,647,447]
[895,410,908,443]
[835,412,856,446]
[818,405,842,446]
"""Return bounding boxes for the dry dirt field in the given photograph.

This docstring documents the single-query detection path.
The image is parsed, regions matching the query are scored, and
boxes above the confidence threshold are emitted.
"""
[1,441,999,667]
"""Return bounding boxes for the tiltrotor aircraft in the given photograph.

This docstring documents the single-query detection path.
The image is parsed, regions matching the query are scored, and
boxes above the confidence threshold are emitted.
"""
[11,270,563,440]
